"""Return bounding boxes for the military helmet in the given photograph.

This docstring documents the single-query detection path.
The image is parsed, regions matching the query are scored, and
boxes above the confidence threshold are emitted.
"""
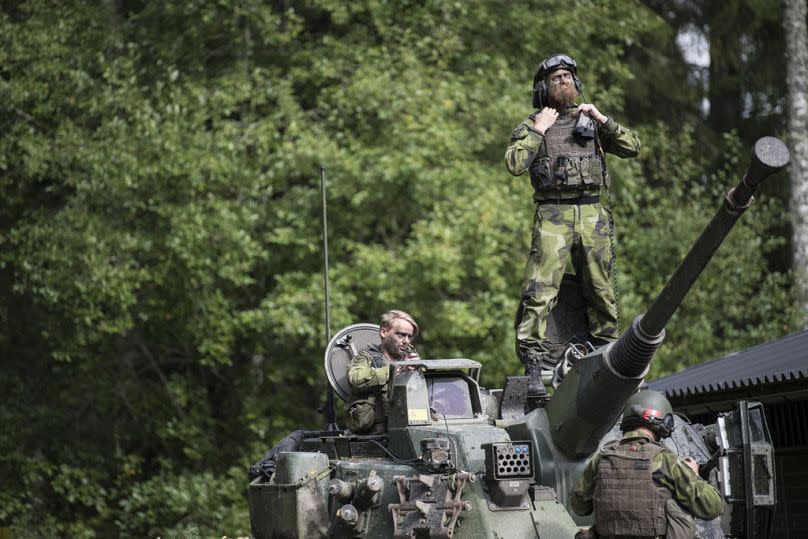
[620,390,675,438]
[532,53,583,109]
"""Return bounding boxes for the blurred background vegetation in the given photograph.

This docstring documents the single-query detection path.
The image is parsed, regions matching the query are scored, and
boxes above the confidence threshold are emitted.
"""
[0,0,800,536]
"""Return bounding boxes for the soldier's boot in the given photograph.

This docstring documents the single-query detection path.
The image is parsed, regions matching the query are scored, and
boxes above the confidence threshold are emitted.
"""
[523,359,546,398]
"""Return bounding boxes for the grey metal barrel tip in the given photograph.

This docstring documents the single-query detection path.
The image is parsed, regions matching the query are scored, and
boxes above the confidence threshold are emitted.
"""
[753,136,790,174]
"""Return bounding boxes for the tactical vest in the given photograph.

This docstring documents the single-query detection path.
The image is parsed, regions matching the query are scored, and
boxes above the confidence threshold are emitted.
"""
[528,111,605,194]
[345,346,388,434]
[364,345,385,368]
[366,347,388,426]
[593,440,671,538]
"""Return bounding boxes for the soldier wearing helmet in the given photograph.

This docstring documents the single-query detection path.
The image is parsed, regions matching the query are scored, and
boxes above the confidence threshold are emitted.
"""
[505,53,642,396]
[570,390,725,539]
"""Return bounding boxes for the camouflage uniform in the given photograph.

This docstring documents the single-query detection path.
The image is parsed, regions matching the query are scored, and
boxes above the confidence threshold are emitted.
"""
[346,344,391,434]
[505,108,641,366]
[570,430,725,539]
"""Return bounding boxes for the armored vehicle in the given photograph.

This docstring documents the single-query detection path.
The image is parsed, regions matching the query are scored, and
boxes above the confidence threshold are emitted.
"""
[248,137,787,538]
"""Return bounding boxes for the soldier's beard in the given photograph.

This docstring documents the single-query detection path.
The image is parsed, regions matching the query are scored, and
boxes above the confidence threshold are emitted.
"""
[382,338,404,360]
[548,83,578,109]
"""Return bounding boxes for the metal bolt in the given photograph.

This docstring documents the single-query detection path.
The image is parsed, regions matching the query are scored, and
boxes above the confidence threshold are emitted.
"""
[338,504,359,527]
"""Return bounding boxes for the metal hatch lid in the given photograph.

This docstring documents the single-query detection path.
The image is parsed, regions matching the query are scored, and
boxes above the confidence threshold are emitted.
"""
[324,323,381,402]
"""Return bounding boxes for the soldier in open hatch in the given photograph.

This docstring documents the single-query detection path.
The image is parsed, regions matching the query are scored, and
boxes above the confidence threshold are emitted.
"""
[345,310,420,434]
[570,390,725,539]
[505,53,641,396]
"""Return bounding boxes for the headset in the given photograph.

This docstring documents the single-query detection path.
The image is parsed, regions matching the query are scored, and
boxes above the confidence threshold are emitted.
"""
[623,404,675,438]
[532,53,583,109]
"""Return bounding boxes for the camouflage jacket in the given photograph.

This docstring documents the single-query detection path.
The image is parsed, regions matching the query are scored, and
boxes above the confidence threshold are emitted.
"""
[347,344,390,398]
[345,344,391,433]
[505,108,641,201]
[570,430,726,522]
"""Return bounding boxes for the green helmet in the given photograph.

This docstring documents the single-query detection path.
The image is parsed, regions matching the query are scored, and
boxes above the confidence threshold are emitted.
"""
[620,390,674,437]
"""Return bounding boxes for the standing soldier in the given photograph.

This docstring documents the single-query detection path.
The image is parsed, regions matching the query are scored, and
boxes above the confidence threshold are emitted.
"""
[570,390,726,539]
[345,310,420,434]
[505,53,642,396]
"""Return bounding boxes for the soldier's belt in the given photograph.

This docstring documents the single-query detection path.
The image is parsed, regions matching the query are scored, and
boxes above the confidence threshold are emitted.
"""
[537,195,600,205]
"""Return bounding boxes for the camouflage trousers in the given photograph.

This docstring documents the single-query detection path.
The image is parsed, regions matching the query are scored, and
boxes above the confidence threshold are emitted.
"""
[515,202,619,360]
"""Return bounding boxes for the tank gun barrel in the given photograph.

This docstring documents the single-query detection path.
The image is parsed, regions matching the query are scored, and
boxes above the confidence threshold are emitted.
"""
[546,137,789,458]
[639,137,791,338]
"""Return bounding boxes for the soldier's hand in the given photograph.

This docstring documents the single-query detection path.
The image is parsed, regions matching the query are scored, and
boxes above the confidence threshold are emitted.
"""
[533,107,559,134]
[394,363,417,374]
[682,457,699,474]
[575,103,607,125]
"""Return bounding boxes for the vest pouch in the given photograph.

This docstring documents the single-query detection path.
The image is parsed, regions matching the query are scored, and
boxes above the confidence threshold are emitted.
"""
[561,155,582,187]
[530,156,554,191]
[664,498,696,539]
[579,156,597,186]
[345,397,376,434]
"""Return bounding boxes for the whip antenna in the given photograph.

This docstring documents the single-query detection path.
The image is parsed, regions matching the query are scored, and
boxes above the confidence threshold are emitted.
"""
[321,165,338,431]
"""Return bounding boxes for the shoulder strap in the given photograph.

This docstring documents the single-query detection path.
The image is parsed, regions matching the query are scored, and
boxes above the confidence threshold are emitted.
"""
[363,344,385,368]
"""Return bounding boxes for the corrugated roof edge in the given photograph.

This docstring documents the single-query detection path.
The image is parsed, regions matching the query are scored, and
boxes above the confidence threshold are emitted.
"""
[647,329,808,398]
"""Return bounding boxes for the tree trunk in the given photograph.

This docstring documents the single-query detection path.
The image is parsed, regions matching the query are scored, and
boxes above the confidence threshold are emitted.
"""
[784,0,808,325]
[706,3,745,133]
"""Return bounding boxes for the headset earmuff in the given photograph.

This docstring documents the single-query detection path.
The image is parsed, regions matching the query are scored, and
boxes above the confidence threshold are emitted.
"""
[660,414,675,437]
[533,80,547,109]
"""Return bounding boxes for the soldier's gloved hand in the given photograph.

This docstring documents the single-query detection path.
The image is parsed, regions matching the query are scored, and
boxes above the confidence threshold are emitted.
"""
[533,107,559,134]
[575,103,608,125]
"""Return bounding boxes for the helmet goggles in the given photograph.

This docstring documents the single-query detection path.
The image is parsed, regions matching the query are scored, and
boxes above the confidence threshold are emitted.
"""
[537,54,577,80]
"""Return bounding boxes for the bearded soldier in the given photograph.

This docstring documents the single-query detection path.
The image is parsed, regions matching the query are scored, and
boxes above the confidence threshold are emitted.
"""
[570,390,726,539]
[345,310,420,434]
[505,53,641,396]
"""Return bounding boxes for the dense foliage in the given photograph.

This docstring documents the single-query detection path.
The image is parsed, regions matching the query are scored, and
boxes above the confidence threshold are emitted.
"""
[0,0,797,536]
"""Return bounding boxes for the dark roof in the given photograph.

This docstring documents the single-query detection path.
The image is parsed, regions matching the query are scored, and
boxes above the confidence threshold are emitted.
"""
[648,329,808,399]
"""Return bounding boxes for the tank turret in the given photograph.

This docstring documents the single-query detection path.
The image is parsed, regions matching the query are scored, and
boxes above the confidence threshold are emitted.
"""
[247,137,787,539]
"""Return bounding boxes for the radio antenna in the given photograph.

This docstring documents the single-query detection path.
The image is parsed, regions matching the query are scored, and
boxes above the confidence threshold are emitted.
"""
[321,165,338,431]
